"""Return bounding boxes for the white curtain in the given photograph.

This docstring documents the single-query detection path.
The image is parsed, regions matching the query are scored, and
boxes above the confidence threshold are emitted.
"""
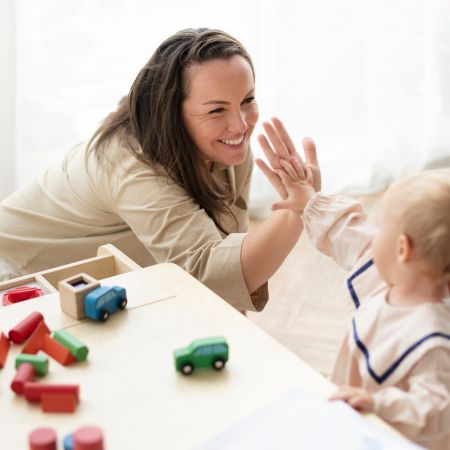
[0,0,15,198]
[4,0,450,217]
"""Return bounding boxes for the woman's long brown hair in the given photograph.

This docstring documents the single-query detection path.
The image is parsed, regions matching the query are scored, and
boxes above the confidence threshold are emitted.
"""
[87,28,255,233]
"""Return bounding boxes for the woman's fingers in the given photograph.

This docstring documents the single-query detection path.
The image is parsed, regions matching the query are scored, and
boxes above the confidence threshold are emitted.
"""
[258,119,321,191]
[257,134,279,169]
[303,137,319,167]
[302,137,321,192]
[304,165,314,185]
[262,121,290,161]
[255,159,288,199]
[258,119,311,173]
[272,117,297,156]
[271,118,308,170]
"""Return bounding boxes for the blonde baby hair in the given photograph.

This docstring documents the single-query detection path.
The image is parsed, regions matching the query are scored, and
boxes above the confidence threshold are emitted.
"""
[388,169,450,279]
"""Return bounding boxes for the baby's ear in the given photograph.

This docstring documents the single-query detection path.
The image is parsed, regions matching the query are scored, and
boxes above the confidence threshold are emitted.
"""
[396,234,413,263]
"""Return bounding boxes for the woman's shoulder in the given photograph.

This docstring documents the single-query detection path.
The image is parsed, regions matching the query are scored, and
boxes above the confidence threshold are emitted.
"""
[86,135,168,179]
[79,135,187,208]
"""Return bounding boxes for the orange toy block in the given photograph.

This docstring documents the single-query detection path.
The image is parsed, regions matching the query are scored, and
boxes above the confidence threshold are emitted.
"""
[0,332,10,368]
[41,392,77,413]
[21,320,50,354]
[41,335,77,366]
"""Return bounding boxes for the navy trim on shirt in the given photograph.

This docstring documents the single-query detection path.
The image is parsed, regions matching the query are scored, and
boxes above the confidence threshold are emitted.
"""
[352,318,450,384]
[347,258,450,383]
[347,259,374,309]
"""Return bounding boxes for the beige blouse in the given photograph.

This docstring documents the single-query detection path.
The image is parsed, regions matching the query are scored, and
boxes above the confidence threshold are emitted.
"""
[0,139,268,311]
[303,193,450,450]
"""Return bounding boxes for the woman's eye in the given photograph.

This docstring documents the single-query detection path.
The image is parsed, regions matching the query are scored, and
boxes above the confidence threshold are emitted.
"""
[208,108,225,114]
[242,96,255,104]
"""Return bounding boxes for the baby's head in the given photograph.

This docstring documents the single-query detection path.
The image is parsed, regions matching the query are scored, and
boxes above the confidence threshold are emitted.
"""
[372,169,450,286]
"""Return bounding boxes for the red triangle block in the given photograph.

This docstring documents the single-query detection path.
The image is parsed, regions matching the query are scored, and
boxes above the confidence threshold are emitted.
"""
[41,335,77,366]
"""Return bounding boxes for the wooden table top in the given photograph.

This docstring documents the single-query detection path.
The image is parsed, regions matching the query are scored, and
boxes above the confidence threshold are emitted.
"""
[0,263,397,449]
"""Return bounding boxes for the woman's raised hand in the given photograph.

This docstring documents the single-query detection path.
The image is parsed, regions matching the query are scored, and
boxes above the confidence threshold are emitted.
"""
[255,117,321,200]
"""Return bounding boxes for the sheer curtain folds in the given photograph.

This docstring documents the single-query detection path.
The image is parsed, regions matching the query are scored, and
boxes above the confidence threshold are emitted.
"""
[2,0,449,217]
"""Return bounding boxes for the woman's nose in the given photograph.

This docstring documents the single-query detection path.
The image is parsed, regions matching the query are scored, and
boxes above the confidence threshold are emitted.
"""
[227,110,247,134]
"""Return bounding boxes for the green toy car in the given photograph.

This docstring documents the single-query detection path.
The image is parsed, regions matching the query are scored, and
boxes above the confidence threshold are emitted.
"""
[174,336,229,375]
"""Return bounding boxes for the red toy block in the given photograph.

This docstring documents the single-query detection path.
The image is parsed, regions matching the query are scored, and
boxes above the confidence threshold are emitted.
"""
[28,426,57,450]
[8,311,43,344]
[0,332,10,368]
[23,382,79,403]
[73,426,104,450]
[41,335,77,365]
[22,320,50,354]
[41,392,77,413]
[11,362,36,395]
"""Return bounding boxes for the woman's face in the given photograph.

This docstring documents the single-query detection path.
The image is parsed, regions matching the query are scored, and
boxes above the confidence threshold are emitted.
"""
[182,55,258,168]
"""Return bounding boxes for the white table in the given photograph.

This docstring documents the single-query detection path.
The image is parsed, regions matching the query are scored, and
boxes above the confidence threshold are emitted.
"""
[0,263,399,449]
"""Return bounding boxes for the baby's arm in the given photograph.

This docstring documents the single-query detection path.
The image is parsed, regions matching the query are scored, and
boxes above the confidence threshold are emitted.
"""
[257,159,375,270]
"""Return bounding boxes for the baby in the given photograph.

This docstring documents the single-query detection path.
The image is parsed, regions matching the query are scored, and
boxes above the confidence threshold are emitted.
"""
[258,153,450,449]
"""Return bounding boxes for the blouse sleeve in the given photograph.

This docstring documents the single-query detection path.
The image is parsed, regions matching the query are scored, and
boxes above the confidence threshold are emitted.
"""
[302,193,377,271]
[99,150,267,312]
[372,347,450,446]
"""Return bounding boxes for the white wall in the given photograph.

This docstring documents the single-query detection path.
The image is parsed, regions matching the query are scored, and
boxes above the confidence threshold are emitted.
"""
[0,0,15,200]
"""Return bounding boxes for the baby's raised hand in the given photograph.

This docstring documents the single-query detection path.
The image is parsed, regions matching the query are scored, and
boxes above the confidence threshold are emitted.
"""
[256,118,320,215]
[256,118,321,197]
[274,157,315,214]
[256,155,315,215]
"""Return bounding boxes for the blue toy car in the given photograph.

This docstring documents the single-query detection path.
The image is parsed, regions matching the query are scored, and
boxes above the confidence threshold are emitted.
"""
[84,286,127,321]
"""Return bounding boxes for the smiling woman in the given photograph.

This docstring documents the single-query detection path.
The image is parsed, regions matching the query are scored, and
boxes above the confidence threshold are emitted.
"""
[182,55,258,169]
[0,28,321,312]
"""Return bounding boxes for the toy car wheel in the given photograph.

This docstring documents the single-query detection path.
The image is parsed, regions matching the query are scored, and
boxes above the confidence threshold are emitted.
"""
[213,358,225,371]
[181,363,194,375]
[119,298,127,310]
[101,310,110,322]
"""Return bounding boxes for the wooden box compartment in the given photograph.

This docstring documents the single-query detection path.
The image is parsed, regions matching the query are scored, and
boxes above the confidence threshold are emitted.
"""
[0,245,141,300]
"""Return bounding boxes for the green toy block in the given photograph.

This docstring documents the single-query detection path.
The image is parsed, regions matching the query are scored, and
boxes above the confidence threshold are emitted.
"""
[53,329,89,362]
[15,353,49,376]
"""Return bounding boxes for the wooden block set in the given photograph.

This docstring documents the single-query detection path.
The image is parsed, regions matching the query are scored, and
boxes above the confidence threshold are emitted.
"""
[2,310,88,413]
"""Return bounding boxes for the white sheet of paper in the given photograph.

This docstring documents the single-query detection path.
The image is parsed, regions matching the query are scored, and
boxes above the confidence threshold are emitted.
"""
[194,387,423,450]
